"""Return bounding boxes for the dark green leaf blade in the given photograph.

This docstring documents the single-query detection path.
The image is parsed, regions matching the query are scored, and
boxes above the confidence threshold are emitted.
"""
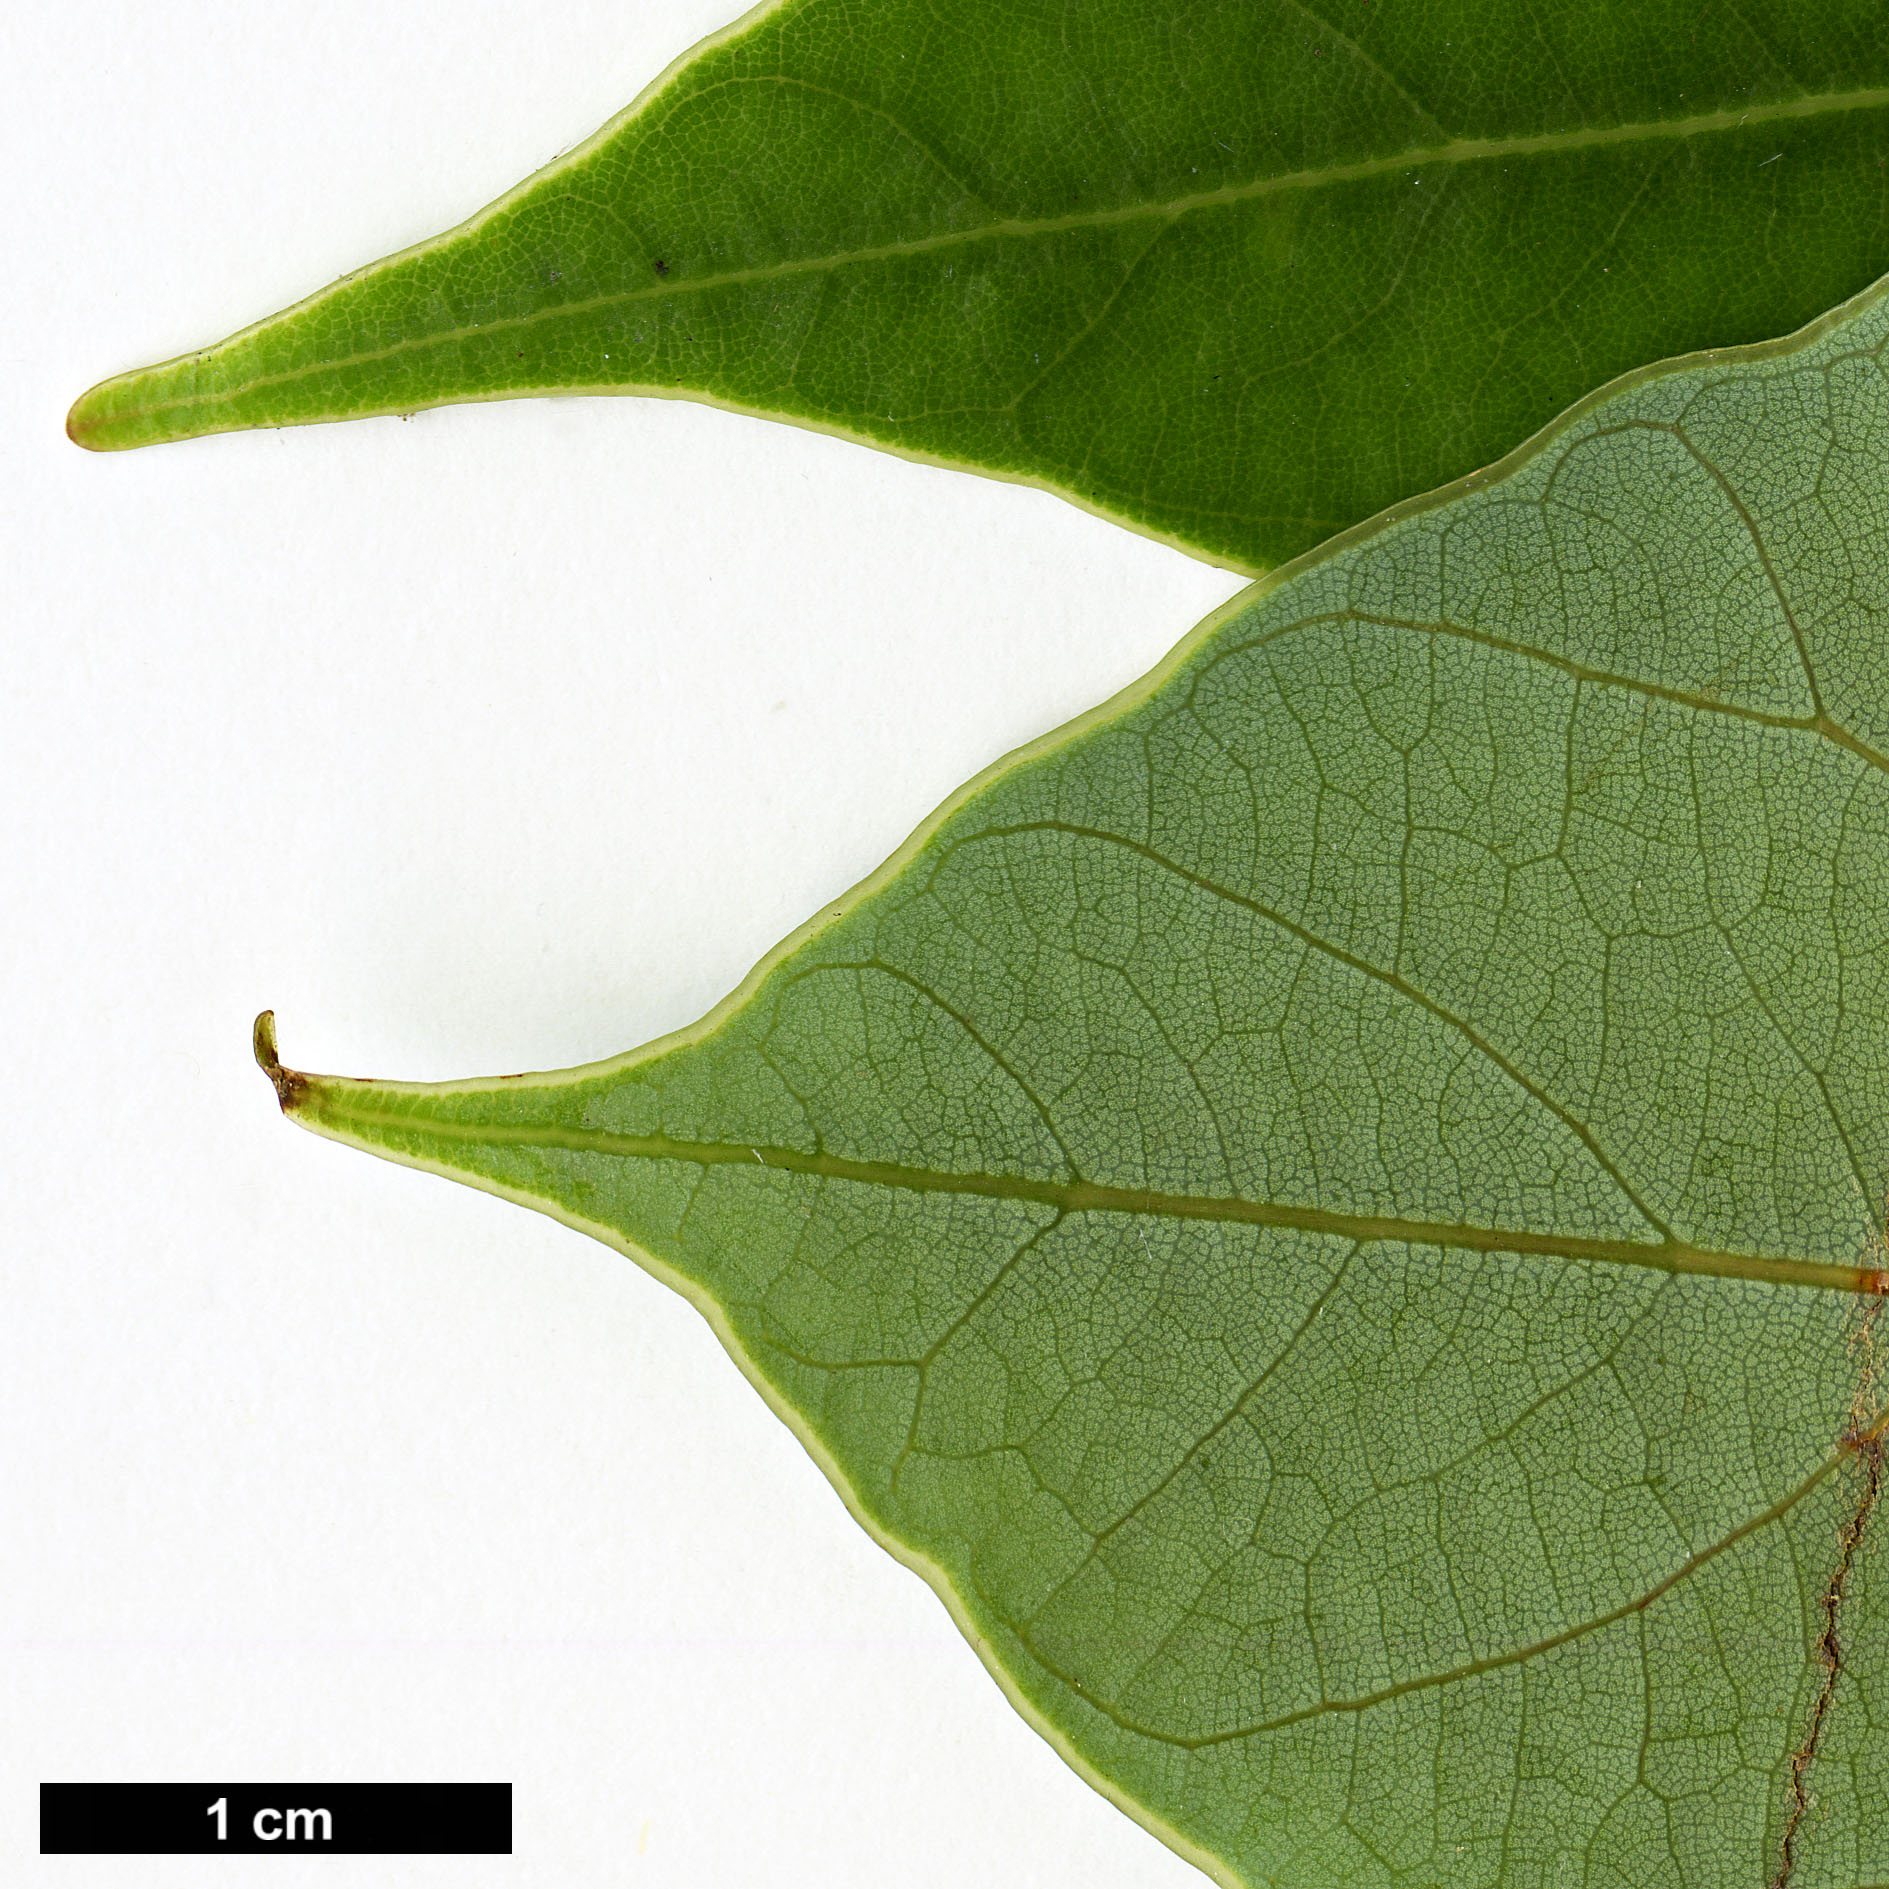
[66,0,1889,571]
[259,275,1889,1882]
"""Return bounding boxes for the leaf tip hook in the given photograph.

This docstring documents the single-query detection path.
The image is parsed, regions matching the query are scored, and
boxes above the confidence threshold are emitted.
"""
[253,1009,308,1113]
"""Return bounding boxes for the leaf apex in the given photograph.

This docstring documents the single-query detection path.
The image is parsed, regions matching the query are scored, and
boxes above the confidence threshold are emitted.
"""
[66,357,228,451]
[65,370,162,452]
[252,1009,309,1114]
[64,384,111,451]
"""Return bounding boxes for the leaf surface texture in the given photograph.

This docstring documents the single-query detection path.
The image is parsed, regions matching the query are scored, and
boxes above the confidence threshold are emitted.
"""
[266,278,1889,1883]
[66,0,1889,571]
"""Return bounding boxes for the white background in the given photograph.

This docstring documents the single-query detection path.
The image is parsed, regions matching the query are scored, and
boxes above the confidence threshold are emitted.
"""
[2,1,1244,1881]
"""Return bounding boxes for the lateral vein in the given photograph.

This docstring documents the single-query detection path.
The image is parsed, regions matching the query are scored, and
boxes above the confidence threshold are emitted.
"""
[1015,1442,1849,1749]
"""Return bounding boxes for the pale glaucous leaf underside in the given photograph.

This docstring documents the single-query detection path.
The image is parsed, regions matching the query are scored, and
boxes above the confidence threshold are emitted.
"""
[262,274,1889,1884]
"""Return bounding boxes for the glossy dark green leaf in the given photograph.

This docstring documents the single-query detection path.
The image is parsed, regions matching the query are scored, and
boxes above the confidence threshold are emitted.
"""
[66,0,1889,572]
[258,277,1889,1883]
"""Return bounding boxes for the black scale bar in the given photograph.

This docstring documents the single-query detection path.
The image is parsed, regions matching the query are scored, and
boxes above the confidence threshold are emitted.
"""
[40,1782,511,1854]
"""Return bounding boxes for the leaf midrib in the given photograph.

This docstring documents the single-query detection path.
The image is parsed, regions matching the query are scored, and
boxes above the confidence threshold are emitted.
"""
[296,1099,1884,1294]
[110,86,1889,430]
